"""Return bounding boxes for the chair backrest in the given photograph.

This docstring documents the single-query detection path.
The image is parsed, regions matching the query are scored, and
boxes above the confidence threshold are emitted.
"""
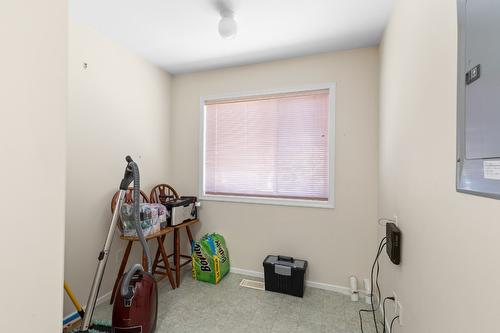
[111,188,149,213]
[150,184,179,204]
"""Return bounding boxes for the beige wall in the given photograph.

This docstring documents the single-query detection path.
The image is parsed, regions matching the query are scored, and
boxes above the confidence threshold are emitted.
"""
[65,20,172,316]
[0,0,67,331]
[379,0,500,332]
[171,48,379,287]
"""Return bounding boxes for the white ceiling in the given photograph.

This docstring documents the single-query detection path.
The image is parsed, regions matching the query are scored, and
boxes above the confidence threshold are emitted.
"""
[70,0,394,74]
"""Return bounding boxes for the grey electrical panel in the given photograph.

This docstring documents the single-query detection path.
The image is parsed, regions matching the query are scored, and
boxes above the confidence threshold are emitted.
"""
[457,0,500,198]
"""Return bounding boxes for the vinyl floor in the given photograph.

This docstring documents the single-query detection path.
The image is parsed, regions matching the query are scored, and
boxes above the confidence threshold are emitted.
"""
[92,272,385,333]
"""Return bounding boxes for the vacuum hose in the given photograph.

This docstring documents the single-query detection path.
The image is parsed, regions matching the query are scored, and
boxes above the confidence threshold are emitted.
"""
[130,159,152,273]
[120,156,153,299]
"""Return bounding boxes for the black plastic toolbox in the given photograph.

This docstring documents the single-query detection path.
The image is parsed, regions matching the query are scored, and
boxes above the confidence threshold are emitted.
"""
[263,255,308,297]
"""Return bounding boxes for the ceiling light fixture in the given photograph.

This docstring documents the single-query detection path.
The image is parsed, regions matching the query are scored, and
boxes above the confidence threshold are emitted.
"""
[218,9,237,39]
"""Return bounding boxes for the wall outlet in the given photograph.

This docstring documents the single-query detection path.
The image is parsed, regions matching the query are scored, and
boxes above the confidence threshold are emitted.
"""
[396,300,403,325]
[391,291,403,329]
[392,291,398,314]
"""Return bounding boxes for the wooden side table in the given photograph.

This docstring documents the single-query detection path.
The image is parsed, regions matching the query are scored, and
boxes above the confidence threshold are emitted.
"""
[110,186,199,303]
[149,184,200,288]
[152,219,199,288]
[109,227,176,305]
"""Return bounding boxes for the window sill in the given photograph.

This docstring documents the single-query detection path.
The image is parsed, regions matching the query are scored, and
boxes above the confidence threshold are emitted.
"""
[199,194,334,209]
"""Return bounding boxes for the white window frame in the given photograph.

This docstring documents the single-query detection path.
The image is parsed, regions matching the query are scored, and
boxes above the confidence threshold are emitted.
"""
[199,83,336,209]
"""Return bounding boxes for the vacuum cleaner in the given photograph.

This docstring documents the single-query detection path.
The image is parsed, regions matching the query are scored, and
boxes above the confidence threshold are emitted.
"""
[77,156,158,333]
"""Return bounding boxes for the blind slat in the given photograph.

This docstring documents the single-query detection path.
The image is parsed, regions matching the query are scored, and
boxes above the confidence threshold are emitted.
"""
[204,90,330,201]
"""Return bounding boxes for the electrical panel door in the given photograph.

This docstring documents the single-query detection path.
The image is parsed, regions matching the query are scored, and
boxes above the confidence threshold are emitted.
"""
[457,0,500,198]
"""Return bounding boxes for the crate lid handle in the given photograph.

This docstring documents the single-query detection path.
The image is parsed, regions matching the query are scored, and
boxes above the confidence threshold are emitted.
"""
[278,255,294,262]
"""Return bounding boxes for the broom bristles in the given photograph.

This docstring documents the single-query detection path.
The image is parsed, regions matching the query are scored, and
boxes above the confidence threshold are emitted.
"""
[69,320,111,333]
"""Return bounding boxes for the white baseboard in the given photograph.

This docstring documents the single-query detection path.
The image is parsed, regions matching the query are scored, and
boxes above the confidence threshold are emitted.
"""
[230,267,264,279]
[63,290,112,326]
[96,290,113,307]
[306,280,351,295]
[230,267,368,296]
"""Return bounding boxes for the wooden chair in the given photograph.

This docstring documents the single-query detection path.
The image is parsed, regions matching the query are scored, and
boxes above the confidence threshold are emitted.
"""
[150,184,196,287]
[109,188,175,305]
[149,184,179,204]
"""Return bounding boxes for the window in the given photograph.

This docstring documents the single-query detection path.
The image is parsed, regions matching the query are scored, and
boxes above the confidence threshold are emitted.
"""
[200,85,335,208]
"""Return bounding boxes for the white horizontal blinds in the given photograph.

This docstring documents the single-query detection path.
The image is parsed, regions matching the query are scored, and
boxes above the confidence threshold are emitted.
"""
[204,89,329,201]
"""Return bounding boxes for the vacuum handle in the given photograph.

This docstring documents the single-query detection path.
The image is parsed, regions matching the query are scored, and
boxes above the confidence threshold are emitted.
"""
[120,263,143,299]
[120,156,135,190]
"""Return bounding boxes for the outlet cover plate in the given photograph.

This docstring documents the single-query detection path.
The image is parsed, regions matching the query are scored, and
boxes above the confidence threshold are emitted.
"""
[392,291,398,314]
[397,300,403,325]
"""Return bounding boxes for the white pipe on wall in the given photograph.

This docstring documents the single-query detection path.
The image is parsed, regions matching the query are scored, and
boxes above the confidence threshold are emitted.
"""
[350,276,359,302]
[364,278,372,304]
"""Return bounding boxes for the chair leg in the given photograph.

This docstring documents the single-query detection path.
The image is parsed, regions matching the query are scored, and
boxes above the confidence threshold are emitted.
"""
[174,228,181,287]
[185,226,194,244]
[157,237,176,289]
[184,226,194,270]
[110,241,133,305]
[152,235,165,272]
[142,240,149,270]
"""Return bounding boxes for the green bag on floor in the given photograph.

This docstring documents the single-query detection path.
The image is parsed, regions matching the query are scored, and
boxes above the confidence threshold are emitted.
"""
[191,233,230,284]
[191,239,220,284]
[209,233,230,277]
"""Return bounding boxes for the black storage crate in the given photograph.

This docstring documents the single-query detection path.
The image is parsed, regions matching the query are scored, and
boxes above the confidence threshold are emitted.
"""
[263,255,308,297]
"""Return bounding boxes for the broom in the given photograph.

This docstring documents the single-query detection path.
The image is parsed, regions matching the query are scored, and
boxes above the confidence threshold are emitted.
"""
[64,281,111,332]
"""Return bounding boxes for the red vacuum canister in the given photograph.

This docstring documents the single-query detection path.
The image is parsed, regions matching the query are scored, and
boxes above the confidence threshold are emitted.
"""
[112,271,158,333]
